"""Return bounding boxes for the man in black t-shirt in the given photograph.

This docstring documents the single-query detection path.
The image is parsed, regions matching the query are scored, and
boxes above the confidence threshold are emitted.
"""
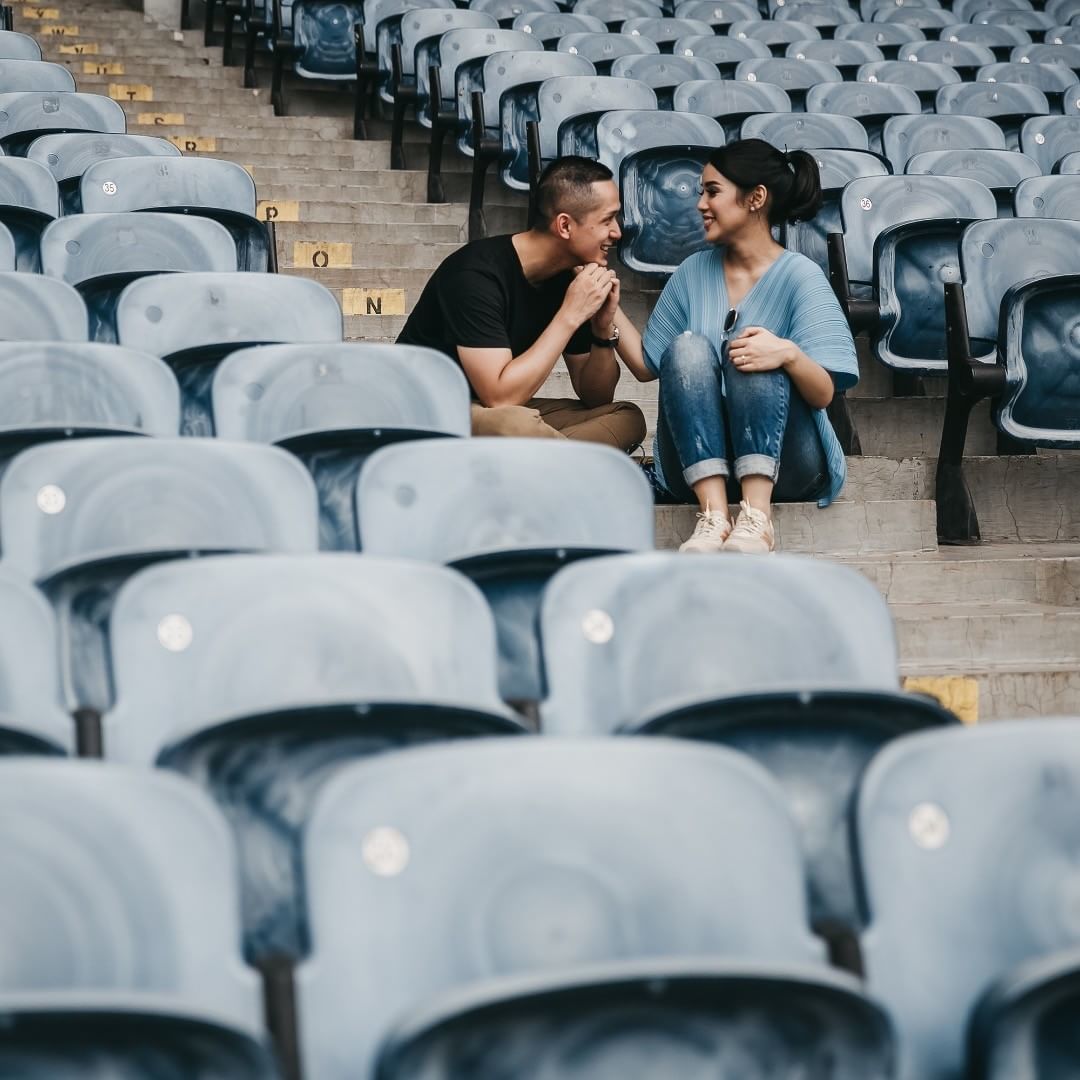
[397,157,647,452]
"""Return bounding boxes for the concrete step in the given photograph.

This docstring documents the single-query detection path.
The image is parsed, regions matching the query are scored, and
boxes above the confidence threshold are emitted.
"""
[270,199,523,228]
[852,397,996,458]
[275,221,467,246]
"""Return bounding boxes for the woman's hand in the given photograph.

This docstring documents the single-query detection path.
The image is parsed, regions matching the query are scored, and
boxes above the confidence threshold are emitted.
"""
[726,326,794,373]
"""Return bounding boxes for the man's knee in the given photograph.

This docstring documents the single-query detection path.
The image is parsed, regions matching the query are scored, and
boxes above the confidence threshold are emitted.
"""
[470,403,563,439]
[611,400,647,452]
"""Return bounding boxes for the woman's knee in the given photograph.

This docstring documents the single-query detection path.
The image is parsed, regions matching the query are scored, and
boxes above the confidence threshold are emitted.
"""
[663,333,721,382]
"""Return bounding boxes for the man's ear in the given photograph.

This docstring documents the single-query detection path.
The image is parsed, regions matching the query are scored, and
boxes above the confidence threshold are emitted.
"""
[553,211,573,240]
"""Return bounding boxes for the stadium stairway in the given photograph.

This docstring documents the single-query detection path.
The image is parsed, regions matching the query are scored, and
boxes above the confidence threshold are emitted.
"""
[21,0,1080,721]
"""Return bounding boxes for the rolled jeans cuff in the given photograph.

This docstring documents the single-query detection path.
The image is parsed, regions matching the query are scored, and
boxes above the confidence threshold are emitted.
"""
[683,457,729,486]
[735,453,779,481]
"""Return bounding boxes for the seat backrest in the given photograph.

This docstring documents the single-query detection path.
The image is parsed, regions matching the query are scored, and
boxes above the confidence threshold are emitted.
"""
[775,3,859,27]
[806,146,891,192]
[857,720,1080,1080]
[296,737,824,1079]
[537,75,657,162]
[1064,82,1080,115]
[1056,150,1080,172]
[836,21,926,50]
[874,6,953,28]
[40,213,238,287]
[0,92,126,153]
[675,0,761,26]
[1021,115,1080,173]
[671,33,772,70]
[858,59,962,91]
[596,108,724,177]
[673,77,792,122]
[0,437,319,584]
[978,61,1075,92]
[959,216,1080,349]
[806,79,922,120]
[743,110,870,151]
[510,11,606,43]
[882,114,1007,173]
[1013,174,1080,219]
[906,147,1041,192]
[399,8,495,77]
[357,438,654,561]
[974,8,1054,31]
[556,31,659,70]
[900,39,996,70]
[731,17,822,44]
[608,51,720,92]
[470,0,557,19]
[785,39,885,69]
[1012,41,1080,68]
[841,174,997,284]
[0,566,72,753]
[105,554,514,765]
[572,0,665,26]
[540,552,901,735]
[292,0,365,76]
[862,0,941,20]
[735,56,843,92]
[0,155,58,216]
[479,49,593,130]
[1048,0,1080,22]
[621,15,714,44]
[0,759,263,1033]
[939,21,1031,52]
[935,80,1049,120]
[0,58,74,93]
[956,0,1032,18]
[439,30,542,121]
[0,29,41,61]
[0,273,88,341]
[212,342,470,444]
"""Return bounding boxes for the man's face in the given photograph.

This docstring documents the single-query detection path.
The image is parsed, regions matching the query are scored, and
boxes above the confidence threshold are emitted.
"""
[565,181,622,267]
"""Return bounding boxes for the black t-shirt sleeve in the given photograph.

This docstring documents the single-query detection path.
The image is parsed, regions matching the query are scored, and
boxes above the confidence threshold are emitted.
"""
[440,266,511,351]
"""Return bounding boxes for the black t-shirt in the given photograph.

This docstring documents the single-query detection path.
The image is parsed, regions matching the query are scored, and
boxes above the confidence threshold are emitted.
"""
[397,234,592,372]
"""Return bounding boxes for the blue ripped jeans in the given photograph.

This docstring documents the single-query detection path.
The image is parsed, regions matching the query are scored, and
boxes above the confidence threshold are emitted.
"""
[655,332,828,504]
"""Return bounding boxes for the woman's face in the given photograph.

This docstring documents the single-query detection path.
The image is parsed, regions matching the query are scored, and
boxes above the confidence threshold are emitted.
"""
[697,164,763,245]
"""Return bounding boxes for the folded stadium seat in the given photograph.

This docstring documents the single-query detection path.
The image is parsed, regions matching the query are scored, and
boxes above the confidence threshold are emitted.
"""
[115,272,343,437]
[103,558,524,1000]
[595,109,725,274]
[0,437,319,725]
[0,566,72,754]
[1049,0,1080,22]
[881,114,1007,174]
[734,57,842,114]
[538,552,955,945]
[471,0,558,26]
[571,0,665,30]
[729,18,823,57]
[1012,41,1080,69]
[836,21,927,61]
[1063,81,1080,113]
[510,11,606,46]
[213,343,470,549]
[40,213,239,344]
[906,148,1041,213]
[783,147,890,273]
[873,5,955,31]
[673,77,793,141]
[935,216,1080,540]
[940,20,1032,61]
[858,60,962,110]
[0,761,278,1078]
[861,0,942,21]
[464,49,594,238]
[0,273,87,341]
[671,33,772,77]
[526,75,658,189]
[423,30,541,202]
[78,157,269,273]
[620,15,715,52]
[357,439,655,707]
[805,79,921,155]
[673,0,762,33]
[1020,114,1080,172]
[555,31,660,75]
[296,738,895,1080]
[1057,149,1080,168]
[899,38,997,79]
[1047,25,1080,47]
[0,92,126,157]
[27,132,182,214]
[277,0,366,99]
[972,8,1056,37]
[955,0,1033,18]
[0,29,41,60]
[775,4,861,33]
[0,58,74,93]
[387,8,497,168]
[609,52,721,108]
[935,80,1050,150]
[742,111,872,153]
[0,157,57,271]
[979,61,1077,110]
[1013,173,1080,217]
[784,39,886,80]
[855,719,1080,1080]
[830,175,997,377]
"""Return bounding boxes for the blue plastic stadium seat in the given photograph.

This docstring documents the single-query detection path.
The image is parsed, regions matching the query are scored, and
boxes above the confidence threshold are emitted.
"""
[1064,82,1080,114]
[836,21,927,60]
[472,0,558,25]
[1057,149,1080,170]
[78,157,268,272]
[882,114,1007,173]
[539,552,954,932]
[0,273,88,341]
[940,21,1031,61]
[509,11,606,45]
[1021,115,1080,172]
[978,61,1076,101]
[571,0,664,29]
[1012,41,1080,68]
[0,566,72,754]
[0,92,126,156]
[899,39,997,77]
[296,738,894,1079]
[805,80,921,155]
[1012,173,1080,218]
[671,33,771,76]
[862,0,941,21]
[735,57,842,110]
[104,554,523,961]
[858,60,961,109]
[973,8,1054,34]
[292,0,365,78]
[674,78,792,141]
[674,0,761,31]
[609,52,720,107]
[906,148,1041,212]
[874,5,954,30]
[0,156,57,270]
[26,132,182,213]
[856,720,1080,1080]
[213,343,470,549]
[40,214,239,343]
[116,272,343,436]
[832,175,997,373]
[955,0,1033,19]
[730,18,822,55]
[596,108,724,274]
[0,437,319,716]
[555,31,659,75]
[935,81,1049,151]
[357,439,655,704]
[621,15,714,51]
[785,39,885,79]
[1048,25,1080,47]
[368,0,458,102]
[743,111,871,152]
[0,760,276,1077]
[1049,0,1080,23]
[0,223,12,269]
[0,29,41,61]
[0,58,74,92]
[775,3,860,30]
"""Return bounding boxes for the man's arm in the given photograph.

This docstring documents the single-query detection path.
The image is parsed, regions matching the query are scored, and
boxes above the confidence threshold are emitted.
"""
[459,264,616,408]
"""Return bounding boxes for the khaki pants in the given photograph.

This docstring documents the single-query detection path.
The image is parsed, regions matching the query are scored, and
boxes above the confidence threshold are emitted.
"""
[470,397,646,453]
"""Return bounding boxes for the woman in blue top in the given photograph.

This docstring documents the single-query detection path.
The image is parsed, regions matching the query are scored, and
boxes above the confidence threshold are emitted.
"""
[616,140,859,553]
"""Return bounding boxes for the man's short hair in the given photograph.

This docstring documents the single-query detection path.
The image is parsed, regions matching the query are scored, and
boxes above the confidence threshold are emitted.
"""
[534,157,614,229]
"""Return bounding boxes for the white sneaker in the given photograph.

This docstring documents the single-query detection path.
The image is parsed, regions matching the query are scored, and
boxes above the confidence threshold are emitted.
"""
[723,501,776,554]
[679,509,734,553]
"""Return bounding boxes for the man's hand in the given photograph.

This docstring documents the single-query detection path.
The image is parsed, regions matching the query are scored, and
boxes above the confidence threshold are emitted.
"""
[591,274,620,337]
[727,326,794,373]
[562,263,616,327]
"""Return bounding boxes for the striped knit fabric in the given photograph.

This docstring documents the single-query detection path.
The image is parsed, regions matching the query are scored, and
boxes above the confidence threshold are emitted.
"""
[642,248,859,507]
